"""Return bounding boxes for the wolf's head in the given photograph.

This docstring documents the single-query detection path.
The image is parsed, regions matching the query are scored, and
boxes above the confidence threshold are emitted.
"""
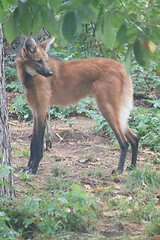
[23,37,55,77]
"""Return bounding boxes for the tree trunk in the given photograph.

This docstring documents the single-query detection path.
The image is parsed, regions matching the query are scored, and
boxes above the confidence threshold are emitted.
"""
[0,24,13,197]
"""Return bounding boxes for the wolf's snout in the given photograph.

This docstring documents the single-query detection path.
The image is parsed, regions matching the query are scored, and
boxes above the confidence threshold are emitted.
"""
[42,70,53,77]
[48,71,53,76]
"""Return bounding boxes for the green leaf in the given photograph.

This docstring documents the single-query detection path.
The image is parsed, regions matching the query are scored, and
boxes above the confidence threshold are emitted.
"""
[49,0,63,12]
[117,23,127,43]
[109,12,125,29]
[13,7,20,28]
[0,7,5,21]
[75,11,83,34]
[91,0,100,8]
[59,0,82,11]
[56,17,68,46]
[24,218,34,228]
[79,2,98,24]
[31,11,42,33]
[0,164,13,178]
[3,14,19,42]
[151,25,160,42]
[22,197,40,214]
[62,11,77,42]
[58,197,68,204]
[18,0,27,13]
[19,7,32,35]
[31,3,41,14]
[41,7,56,34]
[134,41,150,67]
[101,0,115,7]
[1,0,10,11]
[103,18,116,49]
[125,45,133,74]
[95,21,103,41]
[71,0,83,8]
[27,0,42,5]
[127,25,138,42]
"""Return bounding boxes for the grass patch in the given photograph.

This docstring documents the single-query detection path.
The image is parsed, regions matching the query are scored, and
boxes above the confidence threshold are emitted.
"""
[144,218,160,237]
[113,191,158,221]
[84,167,106,179]
[126,166,160,190]
[46,177,74,192]
[51,165,71,177]
[107,166,160,238]
[0,184,97,239]
[17,149,30,159]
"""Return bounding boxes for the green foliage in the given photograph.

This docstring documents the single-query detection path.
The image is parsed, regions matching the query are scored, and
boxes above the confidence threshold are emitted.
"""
[126,166,160,190]
[50,105,75,119]
[0,164,13,179]
[62,11,77,42]
[50,97,97,119]
[94,114,116,143]
[1,0,160,67]
[0,211,19,240]
[114,190,158,222]
[125,45,133,74]
[4,55,17,79]
[13,148,30,159]
[0,184,97,239]
[0,164,12,191]
[5,80,22,93]
[131,61,160,96]
[10,95,32,121]
[75,98,98,119]
[129,107,160,152]
[46,167,73,192]
[103,18,116,50]
[4,54,22,93]
[145,218,160,237]
[133,41,150,67]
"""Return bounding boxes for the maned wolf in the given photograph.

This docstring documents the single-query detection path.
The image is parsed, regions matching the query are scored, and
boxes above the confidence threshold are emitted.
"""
[15,37,139,174]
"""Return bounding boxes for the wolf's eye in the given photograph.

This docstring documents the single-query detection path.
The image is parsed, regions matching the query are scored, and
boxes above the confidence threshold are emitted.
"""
[36,59,43,64]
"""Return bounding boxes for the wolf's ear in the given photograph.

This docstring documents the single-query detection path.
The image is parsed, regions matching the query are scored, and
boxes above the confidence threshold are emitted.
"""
[23,37,37,56]
[40,37,55,52]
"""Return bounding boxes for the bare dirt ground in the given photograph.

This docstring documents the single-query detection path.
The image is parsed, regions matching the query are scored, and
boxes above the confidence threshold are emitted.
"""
[10,116,158,239]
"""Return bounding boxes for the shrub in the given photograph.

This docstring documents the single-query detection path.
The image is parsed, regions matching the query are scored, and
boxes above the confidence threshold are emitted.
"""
[10,95,32,121]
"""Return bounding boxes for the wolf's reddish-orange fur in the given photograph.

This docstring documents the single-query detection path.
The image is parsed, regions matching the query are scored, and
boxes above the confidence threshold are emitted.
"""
[15,37,139,174]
